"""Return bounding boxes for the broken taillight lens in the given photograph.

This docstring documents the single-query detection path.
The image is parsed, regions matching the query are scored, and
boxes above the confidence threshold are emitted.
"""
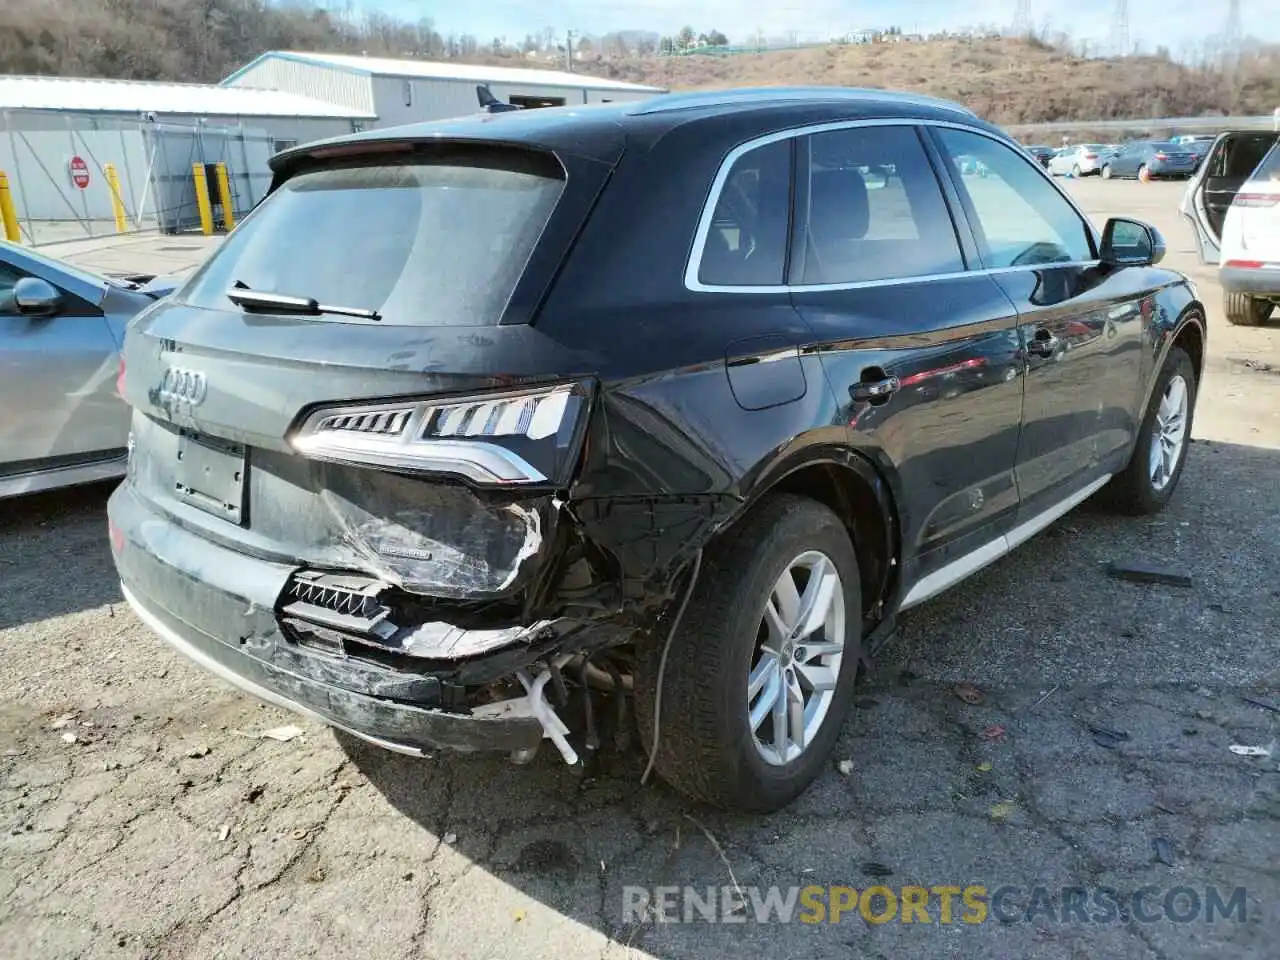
[289,381,593,487]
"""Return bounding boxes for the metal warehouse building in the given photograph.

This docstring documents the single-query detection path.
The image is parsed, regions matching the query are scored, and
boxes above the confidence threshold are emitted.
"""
[0,75,374,239]
[221,51,666,128]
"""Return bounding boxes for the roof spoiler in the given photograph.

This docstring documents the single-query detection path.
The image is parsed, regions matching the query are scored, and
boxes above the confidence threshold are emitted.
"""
[477,84,522,114]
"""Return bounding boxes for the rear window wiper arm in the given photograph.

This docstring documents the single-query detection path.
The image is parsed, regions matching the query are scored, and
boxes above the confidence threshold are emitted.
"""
[226,283,381,321]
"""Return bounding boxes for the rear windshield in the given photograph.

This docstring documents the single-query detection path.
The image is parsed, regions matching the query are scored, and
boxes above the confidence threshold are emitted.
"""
[178,151,564,326]
[1251,143,1280,181]
[1207,134,1280,178]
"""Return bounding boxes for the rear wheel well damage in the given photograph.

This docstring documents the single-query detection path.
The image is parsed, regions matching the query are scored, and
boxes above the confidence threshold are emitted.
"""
[728,459,898,627]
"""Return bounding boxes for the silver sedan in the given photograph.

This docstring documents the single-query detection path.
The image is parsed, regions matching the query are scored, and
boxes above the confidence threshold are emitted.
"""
[1,241,177,498]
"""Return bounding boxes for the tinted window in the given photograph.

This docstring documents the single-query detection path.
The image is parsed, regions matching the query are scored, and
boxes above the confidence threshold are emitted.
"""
[180,152,564,326]
[798,125,964,284]
[698,139,791,286]
[0,262,23,312]
[934,128,1094,268]
[1211,134,1280,178]
[1253,143,1280,181]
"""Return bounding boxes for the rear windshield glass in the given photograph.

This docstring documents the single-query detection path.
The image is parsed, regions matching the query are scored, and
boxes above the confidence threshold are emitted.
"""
[178,151,564,326]
[1251,144,1280,182]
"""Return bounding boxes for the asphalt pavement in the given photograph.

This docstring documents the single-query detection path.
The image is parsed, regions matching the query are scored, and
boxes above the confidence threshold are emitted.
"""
[1,178,1277,960]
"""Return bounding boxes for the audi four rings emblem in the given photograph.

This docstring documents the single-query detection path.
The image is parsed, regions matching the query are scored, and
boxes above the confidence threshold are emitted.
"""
[158,367,207,406]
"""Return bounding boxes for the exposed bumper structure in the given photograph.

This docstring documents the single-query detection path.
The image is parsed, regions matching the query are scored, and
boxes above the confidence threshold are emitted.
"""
[109,483,553,756]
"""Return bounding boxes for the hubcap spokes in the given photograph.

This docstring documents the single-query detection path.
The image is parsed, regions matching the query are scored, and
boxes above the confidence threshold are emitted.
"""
[747,550,845,766]
[1149,374,1188,491]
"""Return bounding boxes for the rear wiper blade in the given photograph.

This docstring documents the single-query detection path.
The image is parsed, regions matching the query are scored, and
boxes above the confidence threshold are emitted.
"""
[226,283,381,321]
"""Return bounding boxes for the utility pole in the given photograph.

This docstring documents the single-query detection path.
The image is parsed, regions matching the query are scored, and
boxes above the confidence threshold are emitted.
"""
[1012,0,1032,36]
[1110,0,1130,57]
[566,29,575,71]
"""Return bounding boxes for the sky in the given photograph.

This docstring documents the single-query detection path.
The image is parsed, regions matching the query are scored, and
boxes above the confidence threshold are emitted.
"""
[359,0,1279,55]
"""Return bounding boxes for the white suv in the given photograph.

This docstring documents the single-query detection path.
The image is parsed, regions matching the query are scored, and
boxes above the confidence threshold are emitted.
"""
[1181,131,1280,326]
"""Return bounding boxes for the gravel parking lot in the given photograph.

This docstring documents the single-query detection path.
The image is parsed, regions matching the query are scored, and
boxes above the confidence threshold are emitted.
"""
[3,178,1278,960]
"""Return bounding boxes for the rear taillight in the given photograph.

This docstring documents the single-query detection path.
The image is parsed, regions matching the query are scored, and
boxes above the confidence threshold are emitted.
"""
[115,355,126,397]
[1224,259,1264,269]
[1154,153,1169,161]
[1233,193,1280,208]
[108,519,125,555]
[1083,153,1098,160]
[290,381,593,487]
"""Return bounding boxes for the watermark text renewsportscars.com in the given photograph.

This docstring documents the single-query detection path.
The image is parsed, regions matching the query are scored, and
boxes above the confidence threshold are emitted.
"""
[622,884,1249,925]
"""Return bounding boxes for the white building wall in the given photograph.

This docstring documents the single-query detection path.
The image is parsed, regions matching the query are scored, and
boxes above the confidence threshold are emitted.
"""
[370,75,654,127]
[227,58,375,116]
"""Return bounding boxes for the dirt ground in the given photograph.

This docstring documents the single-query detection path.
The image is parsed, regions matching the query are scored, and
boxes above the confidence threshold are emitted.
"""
[2,178,1278,960]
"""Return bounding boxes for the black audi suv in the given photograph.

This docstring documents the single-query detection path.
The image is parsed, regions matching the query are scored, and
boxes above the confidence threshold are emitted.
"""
[108,88,1205,812]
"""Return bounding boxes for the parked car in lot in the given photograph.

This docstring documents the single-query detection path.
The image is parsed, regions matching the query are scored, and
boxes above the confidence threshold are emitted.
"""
[1172,134,1217,170]
[107,88,1207,812]
[0,242,178,498]
[1181,130,1280,325]
[1024,144,1055,167]
[1047,144,1108,176]
[1101,141,1199,180]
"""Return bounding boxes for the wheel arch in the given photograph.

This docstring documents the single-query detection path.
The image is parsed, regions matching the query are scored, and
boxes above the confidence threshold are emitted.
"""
[713,444,903,626]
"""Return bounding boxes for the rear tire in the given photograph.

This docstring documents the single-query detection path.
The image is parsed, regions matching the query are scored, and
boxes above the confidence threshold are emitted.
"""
[1072,164,1082,177]
[1101,346,1196,515]
[634,495,862,812]
[1138,164,1150,183]
[1223,292,1274,327]
[1102,164,1113,180]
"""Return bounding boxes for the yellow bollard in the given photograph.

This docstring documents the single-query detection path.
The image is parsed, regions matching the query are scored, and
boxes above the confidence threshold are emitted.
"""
[214,162,236,231]
[191,162,214,236]
[104,163,128,234]
[0,170,21,243]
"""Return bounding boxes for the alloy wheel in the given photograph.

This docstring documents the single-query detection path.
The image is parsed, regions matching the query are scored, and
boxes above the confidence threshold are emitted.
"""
[747,550,845,766]
[1149,374,1189,491]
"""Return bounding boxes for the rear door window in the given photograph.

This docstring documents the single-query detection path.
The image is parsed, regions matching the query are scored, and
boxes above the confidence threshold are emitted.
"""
[180,150,565,326]
[796,125,965,284]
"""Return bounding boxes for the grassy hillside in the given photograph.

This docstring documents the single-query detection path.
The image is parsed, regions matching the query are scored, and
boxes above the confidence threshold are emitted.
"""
[597,38,1280,125]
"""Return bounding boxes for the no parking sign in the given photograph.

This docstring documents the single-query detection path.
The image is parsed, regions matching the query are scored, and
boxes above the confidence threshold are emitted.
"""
[69,156,90,189]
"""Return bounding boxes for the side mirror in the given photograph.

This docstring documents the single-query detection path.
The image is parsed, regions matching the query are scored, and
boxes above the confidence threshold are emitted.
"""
[13,277,62,317]
[1100,217,1165,267]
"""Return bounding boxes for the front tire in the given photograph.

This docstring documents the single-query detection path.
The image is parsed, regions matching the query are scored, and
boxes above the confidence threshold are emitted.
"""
[1224,292,1274,327]
[634,495,862,812]
[1101,346,1196,515]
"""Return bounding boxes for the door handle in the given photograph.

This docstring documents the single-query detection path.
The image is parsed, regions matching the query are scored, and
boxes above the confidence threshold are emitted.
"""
[1027,330,1060,357]
[850,376,900,402]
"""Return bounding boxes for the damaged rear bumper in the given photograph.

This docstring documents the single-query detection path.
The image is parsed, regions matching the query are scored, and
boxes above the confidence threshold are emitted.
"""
[108,483,553,755]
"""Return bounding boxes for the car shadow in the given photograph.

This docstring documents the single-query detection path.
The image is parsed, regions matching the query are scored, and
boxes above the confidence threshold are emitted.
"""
[336,438,1280,958]
[0,480,122,631]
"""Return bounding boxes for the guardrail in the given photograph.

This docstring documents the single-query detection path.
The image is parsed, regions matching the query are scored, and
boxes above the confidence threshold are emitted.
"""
[1004,112,1280,134]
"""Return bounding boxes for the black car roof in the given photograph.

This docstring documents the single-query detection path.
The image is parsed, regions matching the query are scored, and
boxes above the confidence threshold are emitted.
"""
[271,87,999,173]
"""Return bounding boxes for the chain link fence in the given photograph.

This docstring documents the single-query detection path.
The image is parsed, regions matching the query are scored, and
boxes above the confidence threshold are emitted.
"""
[0,109,274,246]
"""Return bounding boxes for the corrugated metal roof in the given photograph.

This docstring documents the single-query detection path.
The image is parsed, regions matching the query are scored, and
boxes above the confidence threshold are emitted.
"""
[236,51,665,94]
[0,75,376,119]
